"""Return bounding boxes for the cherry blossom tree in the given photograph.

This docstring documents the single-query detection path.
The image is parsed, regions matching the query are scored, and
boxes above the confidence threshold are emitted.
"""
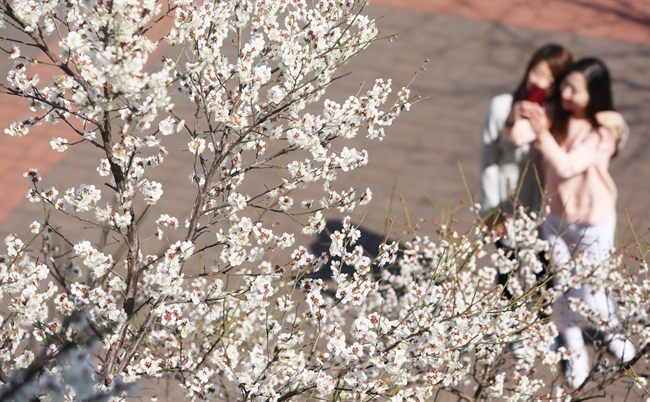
[1,0,648,401]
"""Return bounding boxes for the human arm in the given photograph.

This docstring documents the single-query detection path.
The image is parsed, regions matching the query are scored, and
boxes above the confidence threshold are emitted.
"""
[502,100,520,141]
[479,97,504,216]
[536,128,617,178]
[522,105,619,179]
[503,101,541,146]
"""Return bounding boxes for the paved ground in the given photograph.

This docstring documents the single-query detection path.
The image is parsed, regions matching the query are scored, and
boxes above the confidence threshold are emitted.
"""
[0,1,649,400]
[1,0,648,238]
[377,0,650,45]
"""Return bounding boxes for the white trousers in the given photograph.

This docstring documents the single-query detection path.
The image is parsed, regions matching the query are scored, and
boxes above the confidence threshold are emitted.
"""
[541,211,618,351]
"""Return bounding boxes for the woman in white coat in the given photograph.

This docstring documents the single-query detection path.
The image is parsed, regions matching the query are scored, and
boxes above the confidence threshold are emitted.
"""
[480,44,573,227]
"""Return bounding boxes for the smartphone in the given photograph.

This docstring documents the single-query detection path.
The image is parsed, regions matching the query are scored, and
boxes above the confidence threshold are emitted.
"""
[527,85,546,105]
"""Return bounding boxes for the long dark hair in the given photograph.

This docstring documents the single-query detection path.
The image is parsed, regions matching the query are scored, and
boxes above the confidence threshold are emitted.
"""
[512,44,574,104]
[551,57,615,146]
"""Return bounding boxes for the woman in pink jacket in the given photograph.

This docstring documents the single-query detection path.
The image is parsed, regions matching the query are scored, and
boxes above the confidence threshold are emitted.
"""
[506,58,636,390]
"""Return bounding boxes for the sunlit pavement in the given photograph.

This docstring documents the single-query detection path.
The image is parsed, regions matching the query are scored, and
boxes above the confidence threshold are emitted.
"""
[2,1,647,237]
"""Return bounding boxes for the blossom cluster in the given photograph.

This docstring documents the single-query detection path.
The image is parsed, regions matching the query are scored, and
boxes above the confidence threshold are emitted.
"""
[1,0,648,401]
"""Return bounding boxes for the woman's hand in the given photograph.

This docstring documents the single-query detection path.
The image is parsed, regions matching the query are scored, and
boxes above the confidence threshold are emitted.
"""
[505,101,526,127]
[519,101,549,136]
[595,111,625,136]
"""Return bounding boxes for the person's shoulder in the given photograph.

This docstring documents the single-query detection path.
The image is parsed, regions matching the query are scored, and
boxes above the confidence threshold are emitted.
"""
[487,93,513,117]
[490,93,513,107]
[572,119,618,145]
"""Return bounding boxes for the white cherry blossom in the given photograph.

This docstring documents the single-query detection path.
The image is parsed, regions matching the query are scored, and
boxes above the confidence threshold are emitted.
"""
[1,1,646,401]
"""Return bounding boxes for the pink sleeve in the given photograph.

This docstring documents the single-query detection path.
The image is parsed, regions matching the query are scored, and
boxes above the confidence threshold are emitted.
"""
[505,119,537,146]
[537,126,618,179]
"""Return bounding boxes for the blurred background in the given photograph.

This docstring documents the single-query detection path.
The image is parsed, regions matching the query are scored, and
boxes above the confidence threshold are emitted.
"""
[1,0,648,245]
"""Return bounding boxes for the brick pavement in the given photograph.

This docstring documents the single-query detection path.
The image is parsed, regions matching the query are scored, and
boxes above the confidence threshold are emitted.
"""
[2,1,648,235]
[0,3,649,398]
[376,0,650,45]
